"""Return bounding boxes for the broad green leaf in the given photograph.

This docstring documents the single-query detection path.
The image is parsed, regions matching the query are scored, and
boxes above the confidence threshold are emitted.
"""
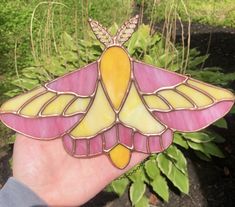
[203,142,225,158]
[128,165,147,182]
[4,88,22,97]
[183,132,214,143]
[157,153,189,194]
[194,151,211,161]
[63,51,78,63]
[206,131,226,143]
[111,178,129,197]
[12,78,39,90]
[165,146,187,175]
[62,32,77,51]
[135,195,149,207]
[149,33,161,45]
[45,57,67,76]
[187,140,211,158]
[143,54,154,65]
[151,174,169,202]
[213,118,228,129]
[127,25,151,55]
[173,133,189,149]
[144,159,159,179]
[129,180,146,205]
[187,140,224,158]
[230,106,235,114]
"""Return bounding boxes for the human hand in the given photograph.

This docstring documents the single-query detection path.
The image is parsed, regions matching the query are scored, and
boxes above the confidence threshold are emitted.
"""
[12,133,147,206]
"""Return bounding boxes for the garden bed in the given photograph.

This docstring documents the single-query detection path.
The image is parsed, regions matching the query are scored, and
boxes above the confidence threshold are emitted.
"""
[1,22,235,207]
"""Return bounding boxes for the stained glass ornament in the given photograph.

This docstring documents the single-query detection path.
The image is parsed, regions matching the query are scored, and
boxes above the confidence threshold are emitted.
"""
[0,15,234,169]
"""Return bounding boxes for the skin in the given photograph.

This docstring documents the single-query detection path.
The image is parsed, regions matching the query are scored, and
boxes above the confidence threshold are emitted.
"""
[12,133,148,206]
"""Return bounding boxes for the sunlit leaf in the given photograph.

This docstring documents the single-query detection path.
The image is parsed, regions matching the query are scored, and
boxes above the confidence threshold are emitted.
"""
[157,150,189,194]
[165,146,187,175]
[144,159,159,179]
[183,132,214,143]
[206,130,226,143]
[194,151,211,161]
[111,177,129,197]
[187,140,224,158]
[173,133,189,149]
[203,142,225,158]
[130,180,146,205]
[151,173,169,201]
[128,165,147,182]
[213,118,228,129]
[135,195,149,207]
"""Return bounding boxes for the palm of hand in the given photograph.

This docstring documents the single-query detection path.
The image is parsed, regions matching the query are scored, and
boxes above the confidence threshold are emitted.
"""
[12,134,147,206]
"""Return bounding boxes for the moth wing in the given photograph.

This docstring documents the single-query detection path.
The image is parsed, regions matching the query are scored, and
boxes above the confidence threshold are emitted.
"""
[0,62,98,139]
[133,60,235,132]
[63,82,116,156]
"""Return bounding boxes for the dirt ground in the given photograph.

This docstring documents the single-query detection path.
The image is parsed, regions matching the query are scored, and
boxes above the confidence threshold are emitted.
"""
[1,22,235,207]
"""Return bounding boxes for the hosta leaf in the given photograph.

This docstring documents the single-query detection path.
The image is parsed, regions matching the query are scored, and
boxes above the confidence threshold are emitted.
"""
[203,142,225,158]
[187,140,210,157]
[127,25,151,54]
[63,51,78,63]
[194,151,211,161]
[213,118,228,129]
[165,146,187,175]
[143,54,154,65]
[111,178,129,197]
[135,195,149,207]
[183,132,214,143]
[151,173,169,202]
[144,159,159,179]
[45,58,67,76]
[130,180,146,205]
[187,140,224,158]
[62,32,77,51]
[157,153,189,194]
[12,78,39,90]
[230,106,235,114]
[206,131,226,143]
[173,133,189,149]
[128,165,147,182]
[4,88,22,97]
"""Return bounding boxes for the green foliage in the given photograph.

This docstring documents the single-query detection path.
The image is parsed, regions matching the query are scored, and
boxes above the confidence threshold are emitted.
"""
[108,23,232,206]
[111,178,129,197]
[130,180,146,205]
[1,1,234,206]
[0,0,132,99]
[145,159,169,202]
[144,0,235,28]
[157,146,189,194]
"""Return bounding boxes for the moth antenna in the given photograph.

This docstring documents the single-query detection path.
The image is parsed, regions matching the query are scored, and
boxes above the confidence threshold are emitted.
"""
[88,18,113,47]
[114,15,139,45]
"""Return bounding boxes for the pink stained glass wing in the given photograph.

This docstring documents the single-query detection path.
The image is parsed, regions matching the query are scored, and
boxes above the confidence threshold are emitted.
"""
[154,101,234,131]
[0,114,82,139]
[133,60,187,93]
[46,62,98,96]
[62,124,173,156]
[133,60,234,132]
[0,62,99,139]
[0,15,234,170]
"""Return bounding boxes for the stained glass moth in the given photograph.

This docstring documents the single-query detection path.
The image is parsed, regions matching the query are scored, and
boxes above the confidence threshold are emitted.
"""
[0,15,234,169]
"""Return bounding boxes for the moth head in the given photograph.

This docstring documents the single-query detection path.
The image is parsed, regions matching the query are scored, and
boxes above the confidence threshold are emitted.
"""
[88,15,139,47]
